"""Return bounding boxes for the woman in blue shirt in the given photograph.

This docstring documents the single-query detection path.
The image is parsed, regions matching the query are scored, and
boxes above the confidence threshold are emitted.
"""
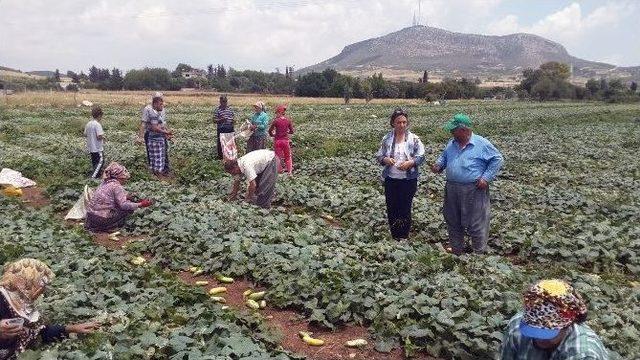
[246,101,270,153]
[375,108,426,240]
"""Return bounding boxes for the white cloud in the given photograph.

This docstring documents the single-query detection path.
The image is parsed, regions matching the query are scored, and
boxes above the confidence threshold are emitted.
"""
[0,0,637,71]
[486,14,519,35]
[483,1,639,65]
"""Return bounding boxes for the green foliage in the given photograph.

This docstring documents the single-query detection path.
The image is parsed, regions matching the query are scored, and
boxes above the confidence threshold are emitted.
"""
[1,101,639,358]
[123,68,178,91]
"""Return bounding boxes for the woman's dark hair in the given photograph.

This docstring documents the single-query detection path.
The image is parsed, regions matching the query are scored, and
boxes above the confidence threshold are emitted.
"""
[91,106,103,119]
[389,107,408,126]
[220,95,228,103]
[152,96,163,105]
[574,311,588,324]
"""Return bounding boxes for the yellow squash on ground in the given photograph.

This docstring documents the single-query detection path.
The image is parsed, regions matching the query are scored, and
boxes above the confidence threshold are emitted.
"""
[1,186,23,197]
[248,291,265,300]
[216,275,234,283]
[299,331,324,346]
[208,287,227,295]
[345,339,368,348]
[245,299,260,310]
[131,256,146,265]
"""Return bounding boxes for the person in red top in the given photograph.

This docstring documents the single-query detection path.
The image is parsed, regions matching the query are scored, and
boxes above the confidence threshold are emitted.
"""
[268,105,294,175]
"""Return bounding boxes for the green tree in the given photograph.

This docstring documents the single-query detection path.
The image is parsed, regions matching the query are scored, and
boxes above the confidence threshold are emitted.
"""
[109,68,124,90]
[295,72,329,97]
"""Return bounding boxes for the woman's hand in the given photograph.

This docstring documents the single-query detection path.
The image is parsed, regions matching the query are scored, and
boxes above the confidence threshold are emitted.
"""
[0,321,24,340]
[138,199,154,208]
[397,160,415,171]
[383,157,396,166]
[65,321,100,334]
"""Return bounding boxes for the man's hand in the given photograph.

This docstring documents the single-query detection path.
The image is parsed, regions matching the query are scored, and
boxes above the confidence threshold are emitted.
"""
[0,320,24,340]
[228,193,238,201]
[431,164,441,174]
[476,178,489,190]
[249,124,257,131]
[383,157,396,166]
[396,160,415,171]
[135,136,144,145]
[65,321,100,334]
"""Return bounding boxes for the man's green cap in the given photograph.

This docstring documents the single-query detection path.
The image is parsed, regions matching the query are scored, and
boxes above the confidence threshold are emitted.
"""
[444,113,473,132]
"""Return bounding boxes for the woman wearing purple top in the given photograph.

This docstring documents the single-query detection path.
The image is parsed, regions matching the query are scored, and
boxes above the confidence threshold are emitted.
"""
[84,162,153,232]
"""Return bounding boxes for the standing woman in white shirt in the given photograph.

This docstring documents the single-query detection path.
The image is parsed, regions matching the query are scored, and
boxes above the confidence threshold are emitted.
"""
[375,108,426,240]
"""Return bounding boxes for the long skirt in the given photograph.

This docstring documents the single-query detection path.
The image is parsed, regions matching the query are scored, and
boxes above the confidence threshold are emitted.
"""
[246,134,266,153]
[253,158,277,209]
[146,138,169,174]
[384,177,418,239]
[443,181,490,254]
[85,209,134,233]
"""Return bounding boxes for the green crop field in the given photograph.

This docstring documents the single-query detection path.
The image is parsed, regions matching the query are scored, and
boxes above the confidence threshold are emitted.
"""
[1,95,639,359]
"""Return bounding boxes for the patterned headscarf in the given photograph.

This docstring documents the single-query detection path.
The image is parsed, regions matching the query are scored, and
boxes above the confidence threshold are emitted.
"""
[254,101,266,112]
[0,258,54,322]
[520,279,588,339]
[103,162,130,181]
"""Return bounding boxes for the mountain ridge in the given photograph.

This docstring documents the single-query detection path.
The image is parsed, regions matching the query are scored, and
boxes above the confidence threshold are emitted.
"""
[299,26,639,81]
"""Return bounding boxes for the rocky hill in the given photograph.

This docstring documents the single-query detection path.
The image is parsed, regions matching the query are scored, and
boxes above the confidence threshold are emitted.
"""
[299,26,638,81]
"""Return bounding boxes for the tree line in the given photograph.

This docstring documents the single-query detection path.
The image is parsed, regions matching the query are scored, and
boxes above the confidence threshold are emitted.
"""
[2,61,638,103]
[515,62,639,102]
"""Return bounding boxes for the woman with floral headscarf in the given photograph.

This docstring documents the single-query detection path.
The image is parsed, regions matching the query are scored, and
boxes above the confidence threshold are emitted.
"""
[84,162,153,233]
[500,279,609,359]
[246,101,270,153]
[0,259,98,359]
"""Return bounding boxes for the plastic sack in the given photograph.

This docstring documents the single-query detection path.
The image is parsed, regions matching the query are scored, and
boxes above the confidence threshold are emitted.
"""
[65,185,94,220]
[220,133,238,161]
[0,168,37,188]
[236,120,254,139]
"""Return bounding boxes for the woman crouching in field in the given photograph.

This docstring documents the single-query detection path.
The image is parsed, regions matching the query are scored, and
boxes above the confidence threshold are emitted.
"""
[375,108,426,240]
[84,162,153,233]
[0,259,98,359]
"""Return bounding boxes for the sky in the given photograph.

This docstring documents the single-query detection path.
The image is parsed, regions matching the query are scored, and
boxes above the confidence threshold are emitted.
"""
[0,0,638,73]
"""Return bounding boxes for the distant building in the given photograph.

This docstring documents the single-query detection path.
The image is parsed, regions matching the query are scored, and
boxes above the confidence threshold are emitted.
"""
[182,69,206,79]
[58,76,75,90]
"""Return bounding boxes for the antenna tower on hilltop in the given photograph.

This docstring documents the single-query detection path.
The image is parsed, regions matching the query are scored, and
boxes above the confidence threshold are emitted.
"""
[412,0,424,26]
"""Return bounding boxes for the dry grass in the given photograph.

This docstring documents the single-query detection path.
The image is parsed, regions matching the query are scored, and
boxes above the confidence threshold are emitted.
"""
[1,90,425,107]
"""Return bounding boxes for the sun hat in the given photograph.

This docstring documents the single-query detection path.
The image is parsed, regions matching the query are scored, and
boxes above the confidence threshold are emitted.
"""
[519,279,588,340]
[443,113,472,132]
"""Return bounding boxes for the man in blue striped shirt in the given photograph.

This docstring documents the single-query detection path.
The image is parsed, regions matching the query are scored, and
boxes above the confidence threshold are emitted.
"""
[215,95,235,160]
[431,113,503,254]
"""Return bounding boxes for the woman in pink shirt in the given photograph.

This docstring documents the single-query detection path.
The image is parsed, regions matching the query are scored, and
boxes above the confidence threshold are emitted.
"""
[268,105,294,175]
